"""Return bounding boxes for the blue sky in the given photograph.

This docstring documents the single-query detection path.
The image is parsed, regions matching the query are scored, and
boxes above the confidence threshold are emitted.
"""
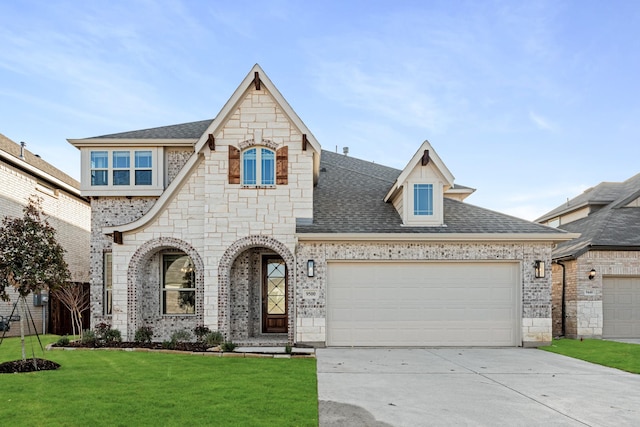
[1,1,639,221]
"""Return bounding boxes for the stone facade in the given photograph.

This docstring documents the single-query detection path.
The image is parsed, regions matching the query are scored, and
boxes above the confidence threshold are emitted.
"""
[554,250,640,338]
[294,241,553,346]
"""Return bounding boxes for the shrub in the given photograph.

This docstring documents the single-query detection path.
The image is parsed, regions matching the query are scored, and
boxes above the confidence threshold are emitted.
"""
[170,329,192,344]
[204,331,224,346]
[81,329,96,345]
[56,335,70,346]
[94,322,111,340]
[104,328,122,343]
[285,344,292,354]
[221,341,236,352]
[193,325,211,341]
[134,326,154,343]
[162,340,175,350]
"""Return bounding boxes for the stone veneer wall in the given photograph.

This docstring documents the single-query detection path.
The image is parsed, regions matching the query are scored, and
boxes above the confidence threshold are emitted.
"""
[295,241,554,346]
[102,85,313,341]
[89,197,156,327]
[166,148,193,184]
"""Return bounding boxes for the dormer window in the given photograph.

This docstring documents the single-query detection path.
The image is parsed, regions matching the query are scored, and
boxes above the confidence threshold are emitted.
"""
[414,184,433,216]
[242,147,275,186]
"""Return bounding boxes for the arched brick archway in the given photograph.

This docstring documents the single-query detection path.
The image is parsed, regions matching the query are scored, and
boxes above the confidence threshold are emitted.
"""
[127,237,204,340]
[218,235,295,343]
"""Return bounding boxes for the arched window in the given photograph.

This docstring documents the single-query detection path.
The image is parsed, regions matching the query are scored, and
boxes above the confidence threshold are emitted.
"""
[242,147,275,186]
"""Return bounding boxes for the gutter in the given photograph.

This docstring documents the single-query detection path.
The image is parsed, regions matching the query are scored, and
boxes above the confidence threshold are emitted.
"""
[555,260,566,337]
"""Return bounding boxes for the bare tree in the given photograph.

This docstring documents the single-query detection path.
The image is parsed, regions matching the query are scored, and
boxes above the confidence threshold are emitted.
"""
[52,283,89,339]
[0,196,70,360]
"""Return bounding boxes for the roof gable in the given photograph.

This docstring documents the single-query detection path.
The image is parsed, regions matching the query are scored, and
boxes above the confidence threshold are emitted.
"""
[384,140,454,202]
[193,64,321,181]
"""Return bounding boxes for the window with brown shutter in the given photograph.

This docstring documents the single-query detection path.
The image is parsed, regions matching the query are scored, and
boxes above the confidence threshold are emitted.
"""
[276,146,288,185]
[228,146,240,184]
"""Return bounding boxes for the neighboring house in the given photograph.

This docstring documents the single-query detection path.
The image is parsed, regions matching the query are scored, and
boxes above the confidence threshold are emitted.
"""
[0,134,91,337]
[537,174,640,339]
[68,64,575,347]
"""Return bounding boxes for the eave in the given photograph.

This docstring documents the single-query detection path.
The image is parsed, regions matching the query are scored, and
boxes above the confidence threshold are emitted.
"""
[296,232,580,243]
[68,138,197,148]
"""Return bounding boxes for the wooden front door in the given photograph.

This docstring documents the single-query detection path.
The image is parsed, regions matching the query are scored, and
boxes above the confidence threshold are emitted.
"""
[262,255,287,333]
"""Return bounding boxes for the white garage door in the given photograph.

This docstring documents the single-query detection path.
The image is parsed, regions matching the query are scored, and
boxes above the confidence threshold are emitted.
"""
[603,277,640,339]
[327,261,520,347]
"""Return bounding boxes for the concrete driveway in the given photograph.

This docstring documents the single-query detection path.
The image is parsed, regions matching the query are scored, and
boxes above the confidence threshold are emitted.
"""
[317,348,640,426]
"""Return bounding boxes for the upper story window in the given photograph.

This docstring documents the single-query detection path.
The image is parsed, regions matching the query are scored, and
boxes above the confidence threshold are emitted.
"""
[414,184,433,216]
[242,147,275,186]
[82,148,162,196]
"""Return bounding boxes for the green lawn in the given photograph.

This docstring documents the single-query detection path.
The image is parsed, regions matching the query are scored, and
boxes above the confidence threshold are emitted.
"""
[0,335,318,426]
[541,338,640,374]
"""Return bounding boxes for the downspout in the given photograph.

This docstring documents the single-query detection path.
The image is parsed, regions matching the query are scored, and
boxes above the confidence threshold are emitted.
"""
[556,261,566,337]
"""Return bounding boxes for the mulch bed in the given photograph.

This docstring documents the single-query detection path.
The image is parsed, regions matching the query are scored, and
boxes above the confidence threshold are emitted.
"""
[0,358,61,374]
[52,341,211,352]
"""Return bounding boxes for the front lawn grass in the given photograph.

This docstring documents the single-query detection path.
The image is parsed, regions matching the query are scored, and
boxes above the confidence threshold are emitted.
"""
[0,335,318,426]
[541,338,640,374]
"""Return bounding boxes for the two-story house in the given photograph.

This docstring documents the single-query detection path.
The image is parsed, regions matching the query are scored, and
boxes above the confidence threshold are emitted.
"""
[0,133,91,336]
[69,65,575,347]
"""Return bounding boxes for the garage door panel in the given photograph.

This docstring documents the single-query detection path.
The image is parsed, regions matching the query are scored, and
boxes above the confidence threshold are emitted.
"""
[327,262,519,347]
[603,277,640,339]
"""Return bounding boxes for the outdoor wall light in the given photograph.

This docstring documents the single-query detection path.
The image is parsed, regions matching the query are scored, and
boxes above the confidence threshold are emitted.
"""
[534,260,545,278]
[588,268,596,280]
[307,260,315,277]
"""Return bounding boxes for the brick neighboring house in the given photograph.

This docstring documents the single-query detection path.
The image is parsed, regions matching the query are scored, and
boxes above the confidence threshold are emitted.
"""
[69,64,575,347]
[0,134,91,336]
[537,173,640,339]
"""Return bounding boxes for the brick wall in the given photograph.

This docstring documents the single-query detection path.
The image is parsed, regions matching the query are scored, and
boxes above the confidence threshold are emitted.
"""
[295,241,553,345]
[0,159,90,336]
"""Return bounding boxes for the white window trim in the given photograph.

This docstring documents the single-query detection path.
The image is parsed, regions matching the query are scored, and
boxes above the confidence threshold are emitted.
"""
[80,147,164,196]
[104,252,113,316]
[241,146,276,188]
[403,180,444,226]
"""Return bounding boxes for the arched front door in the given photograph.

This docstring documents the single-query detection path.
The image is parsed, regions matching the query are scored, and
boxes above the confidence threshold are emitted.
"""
[262,255,287,333]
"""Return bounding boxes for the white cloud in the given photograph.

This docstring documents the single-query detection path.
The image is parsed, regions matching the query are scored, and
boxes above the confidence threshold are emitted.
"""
[529,111,555,131]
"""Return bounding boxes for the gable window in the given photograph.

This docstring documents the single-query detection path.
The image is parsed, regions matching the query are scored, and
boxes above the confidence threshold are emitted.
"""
[242,148,275,186]
[162,253,195,315]
[104,252,113,315]
[414,184,433,216]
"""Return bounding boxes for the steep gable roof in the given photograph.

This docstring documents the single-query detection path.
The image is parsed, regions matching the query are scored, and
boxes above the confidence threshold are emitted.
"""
[384,140,454,202]
[547,172,640,259]
[297,150,574,240]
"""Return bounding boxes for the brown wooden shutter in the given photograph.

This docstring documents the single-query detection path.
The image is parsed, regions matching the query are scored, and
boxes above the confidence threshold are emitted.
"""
[276,146,288,185]
[228,146,240,184]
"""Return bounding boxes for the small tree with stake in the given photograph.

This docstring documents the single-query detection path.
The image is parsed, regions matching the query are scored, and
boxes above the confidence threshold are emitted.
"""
[0,196,70,365]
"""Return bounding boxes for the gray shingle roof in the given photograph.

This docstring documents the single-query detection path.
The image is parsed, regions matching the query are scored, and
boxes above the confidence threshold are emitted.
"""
[90,119,213,139]
[550,173,640,258]
[536,173,640,222]
[297,150,567,235]
[0,133,80,190]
